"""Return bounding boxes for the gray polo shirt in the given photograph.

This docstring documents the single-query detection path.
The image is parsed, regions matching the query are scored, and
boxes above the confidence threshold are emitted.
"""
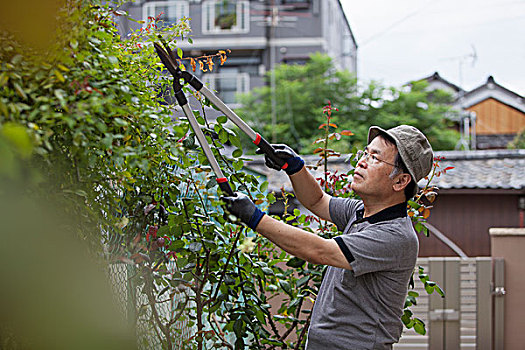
[306,198,419,350]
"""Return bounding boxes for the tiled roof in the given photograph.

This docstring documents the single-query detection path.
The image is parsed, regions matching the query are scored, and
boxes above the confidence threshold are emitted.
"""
[463,76,524,103]
[245,149,525,192]
[420,71,464,93]
[423,149,525,191]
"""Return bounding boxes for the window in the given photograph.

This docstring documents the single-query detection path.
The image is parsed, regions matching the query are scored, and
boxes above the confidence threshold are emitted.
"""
[282,0,310,4]
[282,57,309,65]
[282,0,310,8]
[143,1,189,28]
[202,1,249,34]
[202,69,249,105]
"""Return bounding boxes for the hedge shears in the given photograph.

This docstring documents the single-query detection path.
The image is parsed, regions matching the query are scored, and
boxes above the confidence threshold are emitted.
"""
[154,41,289,196]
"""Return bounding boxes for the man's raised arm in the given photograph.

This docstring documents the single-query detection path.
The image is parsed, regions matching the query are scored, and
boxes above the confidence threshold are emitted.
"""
[257,144,332,222]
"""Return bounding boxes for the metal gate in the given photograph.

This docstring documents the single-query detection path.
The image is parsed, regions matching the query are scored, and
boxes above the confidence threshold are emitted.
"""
[394,257,505,350]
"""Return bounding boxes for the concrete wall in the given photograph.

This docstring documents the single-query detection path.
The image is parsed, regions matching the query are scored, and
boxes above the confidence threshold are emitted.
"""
[490,228,525,350]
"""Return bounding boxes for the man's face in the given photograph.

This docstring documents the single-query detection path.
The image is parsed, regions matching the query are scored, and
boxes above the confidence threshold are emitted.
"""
[350,136,398,197]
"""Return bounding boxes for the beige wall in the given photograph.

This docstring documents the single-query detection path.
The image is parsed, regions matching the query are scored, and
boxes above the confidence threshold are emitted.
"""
[490,228,525,350]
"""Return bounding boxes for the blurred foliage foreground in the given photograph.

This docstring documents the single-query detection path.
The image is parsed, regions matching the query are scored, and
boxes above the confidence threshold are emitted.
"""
[0,1,444,349]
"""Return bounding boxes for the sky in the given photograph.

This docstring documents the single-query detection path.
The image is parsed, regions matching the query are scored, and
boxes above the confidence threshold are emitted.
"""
[341,0,525,95]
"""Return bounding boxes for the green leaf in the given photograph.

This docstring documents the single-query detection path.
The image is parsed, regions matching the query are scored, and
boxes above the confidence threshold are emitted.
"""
[286,257,305,268]
[408,200,421,209]
[13,83,27,99]
[261,339,285,346]
[188,242,202,252]
[219,129,228,144]
[413,319,426,335]
[425,284,434,294]
[254,309,266,324]
[229,133,242,148]
[0,73,8,87]
[181,263,196,273]
[233,159,244,171]
[279,280,292,296]
[414,222,424,233]
[401,309,413,326]
[434,284,445,297]
[232,148,243,158]
[296,275,310,287]
[157,225,170,235]
[169,240,185,250]
[408,291,419,298]
[54,69,65,82]
[177,47,183,59]
[261,267,274,275]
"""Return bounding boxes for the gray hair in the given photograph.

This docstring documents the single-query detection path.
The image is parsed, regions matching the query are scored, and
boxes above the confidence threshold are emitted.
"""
[383,141,416,200]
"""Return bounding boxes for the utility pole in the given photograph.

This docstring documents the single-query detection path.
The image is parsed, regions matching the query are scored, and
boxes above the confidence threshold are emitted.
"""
[253,1,298,142]
[269,1,277,142]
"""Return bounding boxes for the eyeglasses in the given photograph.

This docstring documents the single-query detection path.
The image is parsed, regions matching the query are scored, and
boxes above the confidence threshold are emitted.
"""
[356,150,397,167]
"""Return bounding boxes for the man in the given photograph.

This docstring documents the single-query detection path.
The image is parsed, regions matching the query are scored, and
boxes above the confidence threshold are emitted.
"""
[222,125,433,349]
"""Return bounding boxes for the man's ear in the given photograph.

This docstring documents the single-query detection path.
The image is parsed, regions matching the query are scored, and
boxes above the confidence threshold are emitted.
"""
[392,173,411,192]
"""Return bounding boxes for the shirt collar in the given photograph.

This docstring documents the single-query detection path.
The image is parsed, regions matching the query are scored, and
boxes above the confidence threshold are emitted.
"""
[355,201,407,224]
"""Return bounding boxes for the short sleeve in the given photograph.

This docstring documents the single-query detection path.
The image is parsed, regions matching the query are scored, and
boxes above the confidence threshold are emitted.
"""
[337,221,418,277]
[329,197,361,232]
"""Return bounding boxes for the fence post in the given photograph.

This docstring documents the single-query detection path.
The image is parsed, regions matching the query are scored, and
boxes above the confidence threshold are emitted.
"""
[490,228,525,349]
[492,258,505,350]
[428,258,460,350]
[476,257,492,350]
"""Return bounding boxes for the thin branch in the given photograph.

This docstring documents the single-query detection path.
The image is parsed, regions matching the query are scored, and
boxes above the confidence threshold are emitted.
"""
[211,227,243,301]
[294,312,312,350]
[278,297,305,342]
[144,269,172,349]
[209,314,234,350]
[170,290,190,324]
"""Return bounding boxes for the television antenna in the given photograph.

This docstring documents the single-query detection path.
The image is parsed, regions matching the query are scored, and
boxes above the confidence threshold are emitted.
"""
[440,45,477,88]
[441,45,478,150]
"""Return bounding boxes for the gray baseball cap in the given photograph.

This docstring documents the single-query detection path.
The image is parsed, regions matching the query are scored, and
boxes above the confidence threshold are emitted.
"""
[368,125,434,197]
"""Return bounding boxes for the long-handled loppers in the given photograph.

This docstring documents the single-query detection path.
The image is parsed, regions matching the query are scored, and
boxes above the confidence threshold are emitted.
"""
[154,41,289,196]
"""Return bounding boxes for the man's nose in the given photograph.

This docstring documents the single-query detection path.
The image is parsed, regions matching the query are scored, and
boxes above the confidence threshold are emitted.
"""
[356,157,368,168]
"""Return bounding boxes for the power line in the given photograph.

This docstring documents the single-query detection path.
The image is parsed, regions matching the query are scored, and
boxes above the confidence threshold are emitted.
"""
[358,0,434,47]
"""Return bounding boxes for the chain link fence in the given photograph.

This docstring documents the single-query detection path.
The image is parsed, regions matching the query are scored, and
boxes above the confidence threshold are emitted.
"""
[107,262,194,349]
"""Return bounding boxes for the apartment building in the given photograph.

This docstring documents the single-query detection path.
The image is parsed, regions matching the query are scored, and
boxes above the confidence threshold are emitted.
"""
[119,0,357,106]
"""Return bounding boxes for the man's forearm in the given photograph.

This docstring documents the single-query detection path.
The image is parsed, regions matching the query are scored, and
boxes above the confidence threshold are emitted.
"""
[289,167,332,221]
[255,215,350,269]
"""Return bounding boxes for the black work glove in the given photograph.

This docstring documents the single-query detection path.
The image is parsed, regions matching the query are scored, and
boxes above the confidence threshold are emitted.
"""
[221,192,265,230]
[255,144,304,175]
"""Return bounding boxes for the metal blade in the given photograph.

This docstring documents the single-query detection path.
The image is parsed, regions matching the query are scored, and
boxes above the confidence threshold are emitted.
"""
[153,42,180,77]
